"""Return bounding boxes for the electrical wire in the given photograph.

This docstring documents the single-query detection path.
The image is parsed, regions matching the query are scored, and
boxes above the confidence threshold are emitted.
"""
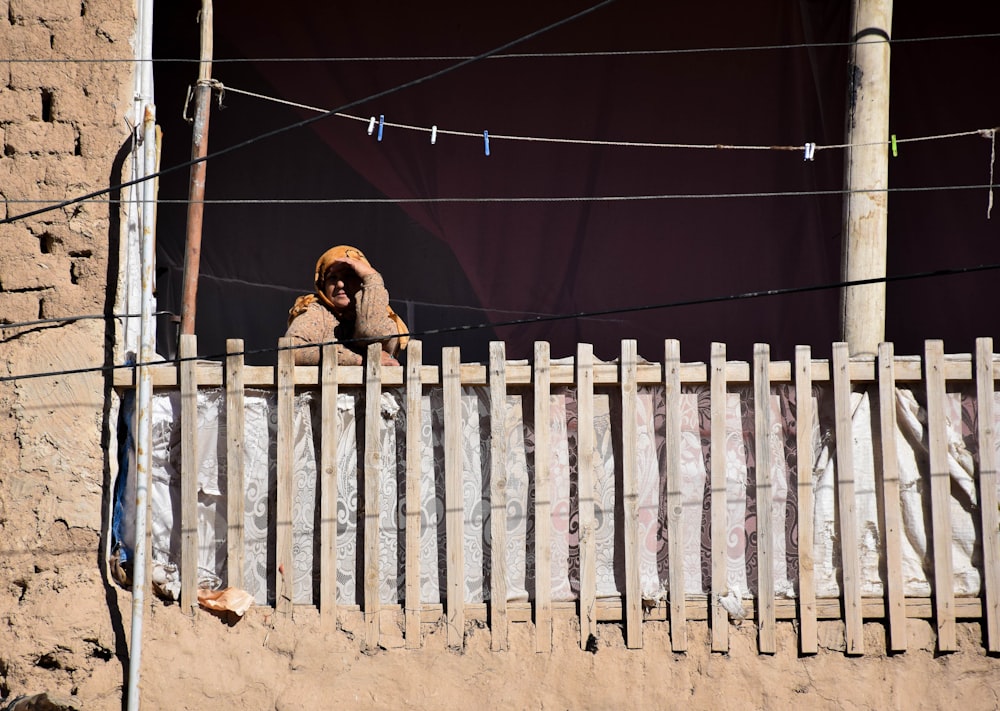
[0,311,173,331]
[3,31,998,63]
[3,183,997,205]
[3,260,998,384]
[0,0,616,228]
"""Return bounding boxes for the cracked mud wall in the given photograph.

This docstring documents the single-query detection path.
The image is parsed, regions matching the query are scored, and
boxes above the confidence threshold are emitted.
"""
[0,0,134,706]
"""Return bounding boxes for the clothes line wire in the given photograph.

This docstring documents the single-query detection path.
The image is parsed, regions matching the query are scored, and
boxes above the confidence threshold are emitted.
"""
[219,84,999,154]
[3,260,999,384]
[0,0,616,227]
[3,30,998,64]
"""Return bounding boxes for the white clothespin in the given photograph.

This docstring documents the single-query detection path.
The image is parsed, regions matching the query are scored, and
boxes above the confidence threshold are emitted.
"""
[367,116,376,136]
[430,125,438,145]
[803,142,816,161]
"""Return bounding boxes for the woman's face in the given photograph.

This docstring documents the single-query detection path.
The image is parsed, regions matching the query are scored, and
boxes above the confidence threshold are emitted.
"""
[322,262,362,313]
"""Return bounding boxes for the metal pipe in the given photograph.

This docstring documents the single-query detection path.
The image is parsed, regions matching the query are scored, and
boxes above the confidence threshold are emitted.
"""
[179,0,214,336]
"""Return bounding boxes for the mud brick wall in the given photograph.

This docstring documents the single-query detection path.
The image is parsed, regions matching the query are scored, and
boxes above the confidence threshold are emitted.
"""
[0,1,136,706]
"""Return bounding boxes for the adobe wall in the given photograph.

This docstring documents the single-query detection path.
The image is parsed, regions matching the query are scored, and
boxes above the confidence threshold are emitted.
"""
[0,0,135,706]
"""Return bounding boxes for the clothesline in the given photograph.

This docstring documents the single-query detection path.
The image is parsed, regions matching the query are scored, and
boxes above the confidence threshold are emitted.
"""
[220,84,997,155]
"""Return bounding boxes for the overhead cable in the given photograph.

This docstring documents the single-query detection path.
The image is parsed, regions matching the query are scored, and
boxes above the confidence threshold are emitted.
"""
[3,30,999,64]
[3,260,998,384]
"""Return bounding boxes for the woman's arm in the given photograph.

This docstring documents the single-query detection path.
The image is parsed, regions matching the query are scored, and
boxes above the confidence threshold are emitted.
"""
[284,302,363,365]
[353,272,401,356]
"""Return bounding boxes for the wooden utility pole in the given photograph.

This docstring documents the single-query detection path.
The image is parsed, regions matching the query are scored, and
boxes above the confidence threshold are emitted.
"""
[840,0,893,357]
[180,0,214,335]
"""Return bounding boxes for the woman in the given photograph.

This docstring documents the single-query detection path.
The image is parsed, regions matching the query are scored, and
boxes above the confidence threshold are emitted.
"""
[285,245,408,365]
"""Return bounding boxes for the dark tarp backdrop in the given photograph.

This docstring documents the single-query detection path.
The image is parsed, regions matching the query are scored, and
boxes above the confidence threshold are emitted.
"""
[152,1,1000,365]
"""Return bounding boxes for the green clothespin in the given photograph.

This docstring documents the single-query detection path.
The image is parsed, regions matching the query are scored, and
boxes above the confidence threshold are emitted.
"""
[890,134,898,157]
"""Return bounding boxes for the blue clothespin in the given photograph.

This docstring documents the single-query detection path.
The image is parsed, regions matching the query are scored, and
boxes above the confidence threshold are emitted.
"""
[377,114,385,142]
[484,130,490,156]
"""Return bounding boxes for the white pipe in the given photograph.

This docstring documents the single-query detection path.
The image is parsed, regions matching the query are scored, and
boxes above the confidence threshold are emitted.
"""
[127,102,157,711]
[126,0,156,707]
[122,0,155,356]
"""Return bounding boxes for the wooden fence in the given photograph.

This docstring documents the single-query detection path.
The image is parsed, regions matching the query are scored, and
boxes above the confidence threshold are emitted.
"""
[115,336,1000,655]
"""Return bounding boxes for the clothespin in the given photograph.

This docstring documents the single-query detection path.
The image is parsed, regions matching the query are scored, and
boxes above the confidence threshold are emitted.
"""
[367,116,375,136]
[377,114,385,142]
[803,142,816,161]
[430,125,438,145]
[890,134,898,157]
[484,130,490,157]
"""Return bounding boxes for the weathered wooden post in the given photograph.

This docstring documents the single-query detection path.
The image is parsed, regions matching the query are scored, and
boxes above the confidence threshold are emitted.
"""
[840,0,893,356]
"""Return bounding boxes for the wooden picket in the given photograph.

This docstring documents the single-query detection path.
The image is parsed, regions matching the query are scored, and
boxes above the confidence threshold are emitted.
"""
[876,342,907,651]
[794,345,817,654]
[925,340,956,651]
[753,343,775,654]
[664,339,686,651]
[319,344,339,628]
[443,347,464,649]
[363,343,382,649]
[576,343,598,649]
[179,333,199,614]
[224,339,245,592]
[533,341,553,653]
[832,342,863,654]
[709,342,729,652]
[404,340,423,648]
[975,338,1000,652]
[275,337,295,616]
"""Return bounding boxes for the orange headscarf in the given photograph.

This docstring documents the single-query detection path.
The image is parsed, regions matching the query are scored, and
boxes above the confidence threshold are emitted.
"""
[288,245,409,349]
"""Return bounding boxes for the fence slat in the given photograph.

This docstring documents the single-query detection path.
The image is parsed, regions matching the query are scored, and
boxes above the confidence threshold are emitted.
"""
[275,337,295,615]
[320,344,339,627]
[225,339,245,592]
[443,347,465,648]
[577,343,598,649]
[710,342,729,652]
[405,340,423,648]
[621,340,643,649]
[794,345,817,654]
[489,342,510,651]
[832,342,863,654]
[753,344,776,653]
[664,339,687,651]
[533,341,553,653]
[925,339,956,651]
[976,337,1000,652]
[876,342,907,651]
[179,333,199,614]
[364,343,383,649]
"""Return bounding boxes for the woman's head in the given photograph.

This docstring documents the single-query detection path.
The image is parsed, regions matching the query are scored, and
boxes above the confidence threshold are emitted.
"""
[314,245,371,314]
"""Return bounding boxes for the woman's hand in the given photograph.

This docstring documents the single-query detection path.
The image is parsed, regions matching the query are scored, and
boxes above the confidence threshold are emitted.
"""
[379,350,399,366]
[334,256,376,278]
